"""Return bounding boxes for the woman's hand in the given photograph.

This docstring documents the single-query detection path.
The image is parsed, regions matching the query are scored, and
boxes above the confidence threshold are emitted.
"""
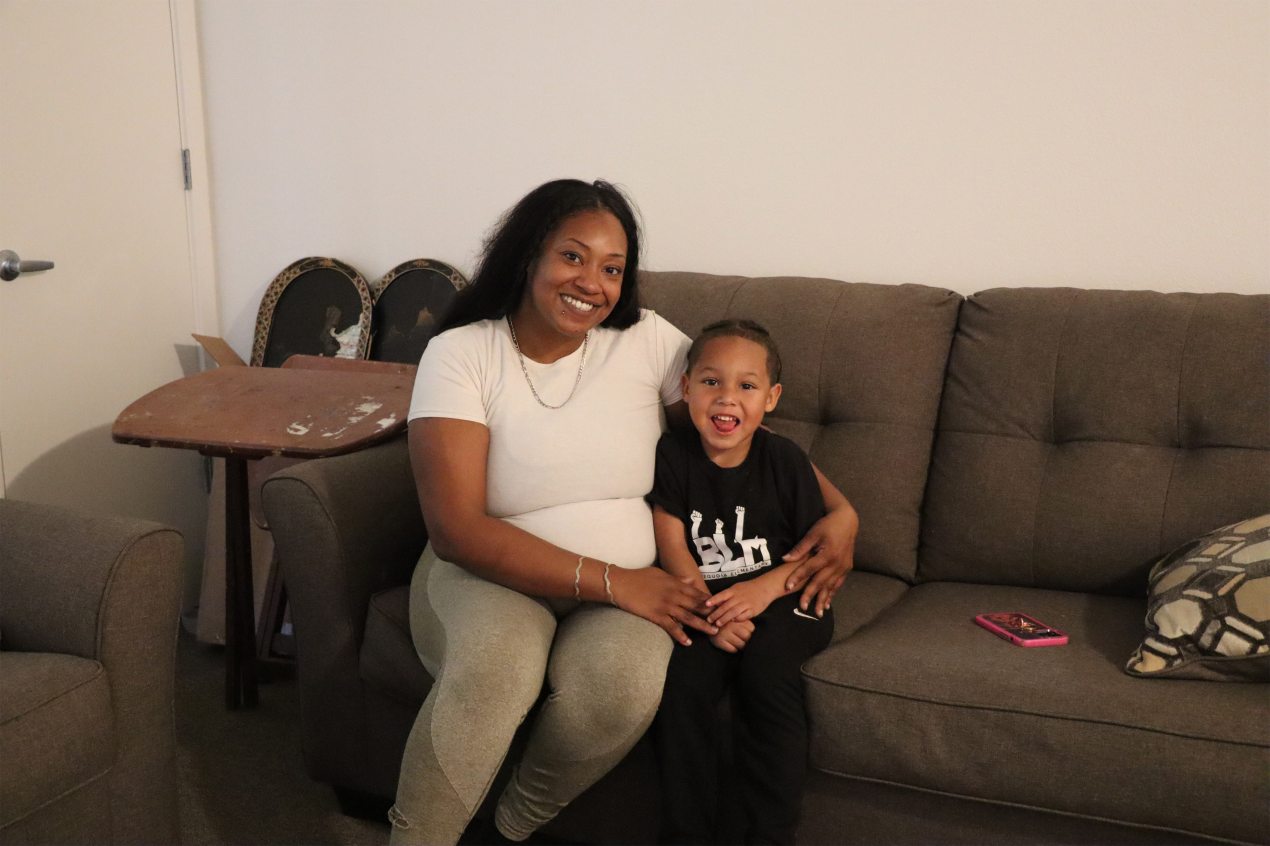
[710,620,754,653]
[704,578,781,627]
[782,503,858,617]
[608,566,716,646]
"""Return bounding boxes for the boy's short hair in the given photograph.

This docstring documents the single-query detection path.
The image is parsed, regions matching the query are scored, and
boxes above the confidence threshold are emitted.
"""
[686,318,782,383]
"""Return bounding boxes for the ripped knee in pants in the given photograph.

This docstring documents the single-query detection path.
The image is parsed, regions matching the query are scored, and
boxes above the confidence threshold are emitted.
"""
[387,805,411,830]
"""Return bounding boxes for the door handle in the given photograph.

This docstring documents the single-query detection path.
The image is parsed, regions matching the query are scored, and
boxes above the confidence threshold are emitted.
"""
[0,249,55,281]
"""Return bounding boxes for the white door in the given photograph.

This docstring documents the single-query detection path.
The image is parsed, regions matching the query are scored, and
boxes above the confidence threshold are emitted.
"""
[0,2,214,582]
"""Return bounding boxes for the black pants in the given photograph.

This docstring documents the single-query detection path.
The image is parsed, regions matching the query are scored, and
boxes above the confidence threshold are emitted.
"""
[655,593,834,845]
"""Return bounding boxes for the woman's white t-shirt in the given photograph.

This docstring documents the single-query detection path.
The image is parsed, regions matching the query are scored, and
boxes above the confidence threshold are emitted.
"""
[408,309,690,569]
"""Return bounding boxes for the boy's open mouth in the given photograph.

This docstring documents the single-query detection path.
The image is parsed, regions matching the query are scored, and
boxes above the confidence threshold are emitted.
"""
[711,414,740,434]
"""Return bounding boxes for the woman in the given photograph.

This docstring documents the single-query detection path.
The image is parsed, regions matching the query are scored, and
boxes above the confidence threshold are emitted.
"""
[391,179,856,844]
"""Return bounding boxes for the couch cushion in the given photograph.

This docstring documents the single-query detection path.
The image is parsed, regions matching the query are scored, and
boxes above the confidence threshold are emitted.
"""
[803,582,1270,844]
[0,652,115,828]
[642,272,961,581]
[360,586,432,704]
[921,288,1270,594]
[821,570,909,646]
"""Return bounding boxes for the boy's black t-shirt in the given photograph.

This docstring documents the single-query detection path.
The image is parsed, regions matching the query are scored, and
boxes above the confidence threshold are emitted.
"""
[647,427,826,593]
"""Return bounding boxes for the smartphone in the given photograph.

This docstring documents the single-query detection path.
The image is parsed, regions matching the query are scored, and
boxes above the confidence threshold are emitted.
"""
[974,612,1068,647]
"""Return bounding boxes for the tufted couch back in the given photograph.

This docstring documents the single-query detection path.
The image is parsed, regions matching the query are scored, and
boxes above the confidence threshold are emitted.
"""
[920,287,1270,594]
[640,271,962,582]
[643,274,1270,595]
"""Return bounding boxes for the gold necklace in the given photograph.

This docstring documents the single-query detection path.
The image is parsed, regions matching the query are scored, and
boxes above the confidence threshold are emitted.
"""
[506,316,589,409]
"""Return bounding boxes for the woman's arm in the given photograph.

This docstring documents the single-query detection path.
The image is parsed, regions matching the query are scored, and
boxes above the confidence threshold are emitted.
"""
[410,418,715,644]
[664,399,691,433]
[781,465,859,616]
[411,417,564,591]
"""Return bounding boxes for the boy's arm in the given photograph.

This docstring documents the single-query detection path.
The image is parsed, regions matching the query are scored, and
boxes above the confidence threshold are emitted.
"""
[653,504,757,652]
[652,505,710,601]
[704,561,801,627]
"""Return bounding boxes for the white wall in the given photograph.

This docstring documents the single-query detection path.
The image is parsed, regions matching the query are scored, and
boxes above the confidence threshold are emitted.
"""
[198,0,1269,358]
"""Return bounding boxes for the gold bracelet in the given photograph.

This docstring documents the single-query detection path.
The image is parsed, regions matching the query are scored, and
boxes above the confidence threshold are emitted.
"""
[603,563,615,606]
[574,556,586,601]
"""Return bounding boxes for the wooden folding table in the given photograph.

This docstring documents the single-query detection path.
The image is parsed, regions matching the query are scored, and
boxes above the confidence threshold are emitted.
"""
[113,355,414,708]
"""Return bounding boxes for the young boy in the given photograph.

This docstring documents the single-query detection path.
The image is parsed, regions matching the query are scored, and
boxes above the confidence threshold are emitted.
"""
[648,319,833,846]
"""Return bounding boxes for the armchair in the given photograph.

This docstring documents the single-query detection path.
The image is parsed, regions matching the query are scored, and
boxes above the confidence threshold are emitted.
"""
[0,499,184,845]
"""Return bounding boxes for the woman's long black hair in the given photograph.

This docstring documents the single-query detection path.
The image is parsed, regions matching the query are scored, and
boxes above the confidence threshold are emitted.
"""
[439,179,644,333]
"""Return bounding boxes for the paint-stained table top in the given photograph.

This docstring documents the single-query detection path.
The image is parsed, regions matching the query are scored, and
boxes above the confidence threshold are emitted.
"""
[112,355,415,459]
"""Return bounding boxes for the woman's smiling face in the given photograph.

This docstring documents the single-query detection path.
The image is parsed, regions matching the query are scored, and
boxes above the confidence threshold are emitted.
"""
[516,209,627,352]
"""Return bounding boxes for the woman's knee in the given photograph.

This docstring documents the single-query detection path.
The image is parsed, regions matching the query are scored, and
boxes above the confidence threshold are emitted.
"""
[544,671,664,759]
[548,612,672,745]
[418,553,557,710]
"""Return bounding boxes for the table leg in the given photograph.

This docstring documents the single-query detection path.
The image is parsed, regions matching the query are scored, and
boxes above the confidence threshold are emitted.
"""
[224,456,259,709]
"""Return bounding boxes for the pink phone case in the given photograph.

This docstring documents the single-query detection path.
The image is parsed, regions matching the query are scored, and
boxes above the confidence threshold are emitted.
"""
[974,612,1068,647]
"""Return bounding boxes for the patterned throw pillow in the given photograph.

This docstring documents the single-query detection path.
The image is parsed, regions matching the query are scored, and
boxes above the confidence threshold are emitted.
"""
[1125,514,1270,681]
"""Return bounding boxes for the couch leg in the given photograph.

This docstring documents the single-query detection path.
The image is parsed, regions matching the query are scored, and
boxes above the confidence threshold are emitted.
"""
[333,785,393,823]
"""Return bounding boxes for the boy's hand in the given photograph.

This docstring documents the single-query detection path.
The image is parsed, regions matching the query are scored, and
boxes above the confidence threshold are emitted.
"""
[710,619,754,653]
[705,577,780,627]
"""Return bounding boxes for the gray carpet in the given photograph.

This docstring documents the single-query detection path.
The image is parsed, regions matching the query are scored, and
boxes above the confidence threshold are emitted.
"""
[175,633,387,845]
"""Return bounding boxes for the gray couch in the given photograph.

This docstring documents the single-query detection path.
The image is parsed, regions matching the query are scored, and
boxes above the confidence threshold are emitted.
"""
[262,272,1269,845]
[0,499,184,845]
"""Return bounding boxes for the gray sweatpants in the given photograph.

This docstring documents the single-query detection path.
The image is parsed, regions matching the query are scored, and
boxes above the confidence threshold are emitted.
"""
[389,545,672,844]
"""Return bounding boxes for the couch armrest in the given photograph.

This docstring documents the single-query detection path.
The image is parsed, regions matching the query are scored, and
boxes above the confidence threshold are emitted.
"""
[0,498,184,843]
[261,433,426,788]
[261,433,424,645]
